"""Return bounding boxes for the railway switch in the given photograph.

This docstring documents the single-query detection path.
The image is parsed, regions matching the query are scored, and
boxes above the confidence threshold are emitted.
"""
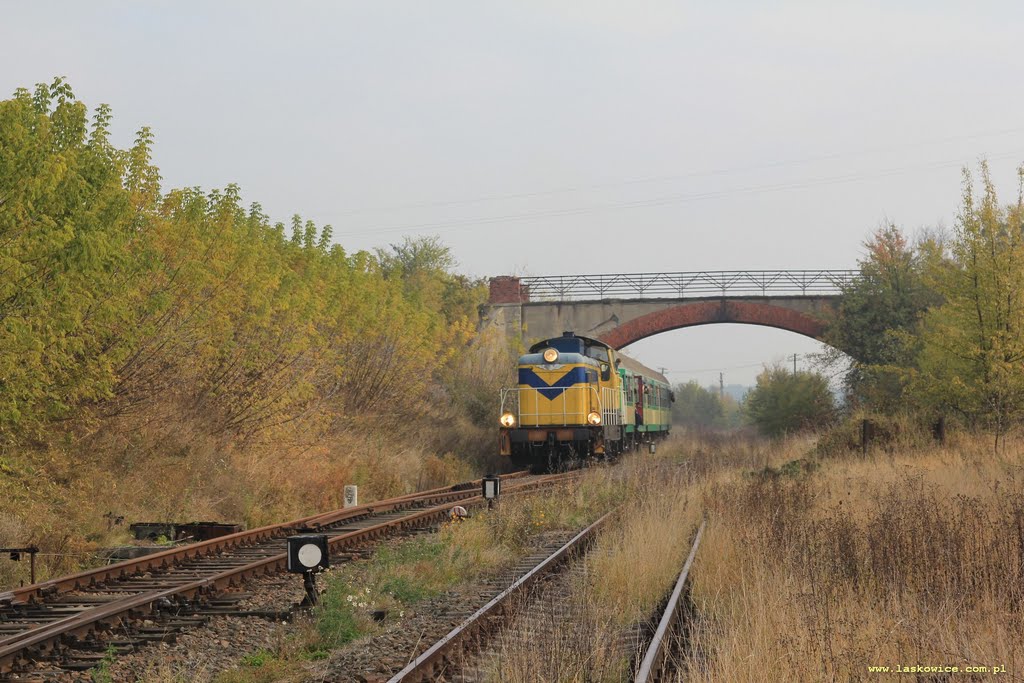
[287,533,329,606]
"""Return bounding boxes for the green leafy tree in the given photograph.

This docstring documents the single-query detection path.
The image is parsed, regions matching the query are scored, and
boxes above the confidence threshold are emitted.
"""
[0,79,487,450]
[822,224,938,411]
[671,381,745,430]
[0,78,145,438]
[913,162,1024,447]
[377,235,455,277]
[744,365,835,437]
[718,392,744,428]
[671,381,724,429]
[0,78,507,582]
[375,235,485,323]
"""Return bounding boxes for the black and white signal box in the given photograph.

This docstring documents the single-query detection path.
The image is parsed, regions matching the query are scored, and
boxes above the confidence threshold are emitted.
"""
[287,534,330,573]
[482,474,501,509]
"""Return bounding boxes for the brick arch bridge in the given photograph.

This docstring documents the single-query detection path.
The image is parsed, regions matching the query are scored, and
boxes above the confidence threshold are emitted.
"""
[482,271,855,350]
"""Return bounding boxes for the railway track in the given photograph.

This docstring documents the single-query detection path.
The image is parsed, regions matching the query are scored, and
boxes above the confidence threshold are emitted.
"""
[386,511,614,682]
[0,470,574,679]
[635,519,706,683]
[384,513,706,683]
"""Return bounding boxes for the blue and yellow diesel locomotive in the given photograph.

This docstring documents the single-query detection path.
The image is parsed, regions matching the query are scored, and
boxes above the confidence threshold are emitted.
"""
[499,332,672,470]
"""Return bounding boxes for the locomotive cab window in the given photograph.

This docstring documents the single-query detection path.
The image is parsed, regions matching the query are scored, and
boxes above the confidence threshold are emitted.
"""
[546,338,584,354]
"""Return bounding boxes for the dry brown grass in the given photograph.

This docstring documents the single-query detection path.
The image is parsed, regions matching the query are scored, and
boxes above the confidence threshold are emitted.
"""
[482,585,626,683]
[680,430,1024,681]
[475,430,1024,681]
[0,318,514,588]
[587,463,702,630]
[483,446,706,682]
[0,405,480,588]
[19,423,1018,681]
[134,460,633,683]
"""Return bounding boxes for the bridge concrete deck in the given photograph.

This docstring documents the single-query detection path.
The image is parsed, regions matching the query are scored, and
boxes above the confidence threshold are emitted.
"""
[484,296,837,349]
[482,273,849,349]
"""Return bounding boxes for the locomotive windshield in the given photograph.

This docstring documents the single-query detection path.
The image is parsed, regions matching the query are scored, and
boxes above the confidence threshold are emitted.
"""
[542,337,585,354]
[528,333,611,362]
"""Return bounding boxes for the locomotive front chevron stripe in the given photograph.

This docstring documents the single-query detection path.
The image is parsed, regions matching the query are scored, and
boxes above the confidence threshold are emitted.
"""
[518,367,589,400]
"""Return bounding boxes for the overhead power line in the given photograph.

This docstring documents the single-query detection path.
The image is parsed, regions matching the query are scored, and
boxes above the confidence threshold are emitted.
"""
[332,148,1024,238]
[663,362,767,374]
[329,125,1024,217]
[665,353,809,376]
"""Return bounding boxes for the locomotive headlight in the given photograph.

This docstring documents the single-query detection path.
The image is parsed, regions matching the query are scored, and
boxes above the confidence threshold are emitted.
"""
[500,412,516,428]
[587,411,602,425]
[542,348,559,363]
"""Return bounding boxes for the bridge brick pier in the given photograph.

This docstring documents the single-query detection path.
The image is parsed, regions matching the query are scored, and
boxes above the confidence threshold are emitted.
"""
[482,271,856,349]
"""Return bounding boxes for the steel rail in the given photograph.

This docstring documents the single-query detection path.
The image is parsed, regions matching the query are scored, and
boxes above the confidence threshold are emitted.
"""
[0,472,570,674]
[0,472,529,607]
[387,510,614,683]
[634,519,706,683]
[0,498,471,667]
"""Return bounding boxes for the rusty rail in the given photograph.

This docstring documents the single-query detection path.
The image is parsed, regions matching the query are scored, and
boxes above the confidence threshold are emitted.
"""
[0,497,482,669]
[387,510,614,683]
[634,519,706,683]
[0,473,528,608]
[0,471,566,675]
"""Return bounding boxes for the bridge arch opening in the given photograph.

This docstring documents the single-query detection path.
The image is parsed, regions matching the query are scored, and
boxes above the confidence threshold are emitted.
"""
[618,323,847,391]
[597,300,828,350]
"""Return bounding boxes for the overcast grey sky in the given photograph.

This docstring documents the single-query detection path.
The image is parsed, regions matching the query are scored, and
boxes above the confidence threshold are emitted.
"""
[4,1,1024,386]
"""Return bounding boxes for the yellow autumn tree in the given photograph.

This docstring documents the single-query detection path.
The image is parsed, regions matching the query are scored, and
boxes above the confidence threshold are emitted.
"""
[914,162,1024,448]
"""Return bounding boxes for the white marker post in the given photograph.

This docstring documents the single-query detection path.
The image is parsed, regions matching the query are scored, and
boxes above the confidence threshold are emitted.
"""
[343,485,358,508]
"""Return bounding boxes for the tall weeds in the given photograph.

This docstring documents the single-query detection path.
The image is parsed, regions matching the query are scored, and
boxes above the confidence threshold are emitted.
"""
[683,432,1024,681]
[483,452,705,682]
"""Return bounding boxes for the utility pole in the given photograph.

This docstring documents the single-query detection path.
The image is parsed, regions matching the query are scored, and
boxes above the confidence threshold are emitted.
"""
[719,372,724,399]
[792,353,798,374]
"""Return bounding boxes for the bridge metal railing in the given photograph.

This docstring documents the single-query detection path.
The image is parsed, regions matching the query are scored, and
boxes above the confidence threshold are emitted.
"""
[519,270,858,301]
